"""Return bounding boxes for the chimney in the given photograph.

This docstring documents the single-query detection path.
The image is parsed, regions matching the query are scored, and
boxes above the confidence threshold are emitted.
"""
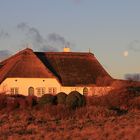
[63,47,70,52]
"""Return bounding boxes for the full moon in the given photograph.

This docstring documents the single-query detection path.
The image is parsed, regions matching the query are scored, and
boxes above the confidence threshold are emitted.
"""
[123,51,129,57]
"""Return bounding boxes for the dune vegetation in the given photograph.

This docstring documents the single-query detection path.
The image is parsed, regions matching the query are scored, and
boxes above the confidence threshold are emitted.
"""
[0,87,140,140]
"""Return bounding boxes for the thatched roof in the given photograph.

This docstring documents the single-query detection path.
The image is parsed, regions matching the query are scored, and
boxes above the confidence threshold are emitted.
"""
[0,48,112,86]
[0,48,55,84]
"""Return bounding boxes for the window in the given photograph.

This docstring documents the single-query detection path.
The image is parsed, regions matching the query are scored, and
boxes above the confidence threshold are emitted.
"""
[48,87,57,94]
[10,87,19,95]
[36,87,45,96]
[83,87,88,96]
[48,88,52,94]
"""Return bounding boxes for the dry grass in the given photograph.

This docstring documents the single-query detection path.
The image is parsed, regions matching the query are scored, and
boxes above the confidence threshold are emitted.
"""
[0,87,140,140]
[0,106,140,140]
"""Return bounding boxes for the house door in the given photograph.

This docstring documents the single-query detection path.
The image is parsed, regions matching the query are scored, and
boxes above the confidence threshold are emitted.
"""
[28,87,34,96]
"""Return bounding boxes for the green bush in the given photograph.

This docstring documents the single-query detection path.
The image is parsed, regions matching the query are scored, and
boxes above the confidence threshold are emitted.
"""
[66,91,86,109]
[56,92,67,105]
[38,94,56,105]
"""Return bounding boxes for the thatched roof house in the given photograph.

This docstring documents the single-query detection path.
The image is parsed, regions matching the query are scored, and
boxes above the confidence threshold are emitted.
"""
[0,48,113,96]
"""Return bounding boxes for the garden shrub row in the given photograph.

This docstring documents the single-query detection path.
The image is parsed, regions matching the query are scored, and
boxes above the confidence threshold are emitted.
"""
[0,91,86,110]
[0,94,37,110]
[39,91,86,109]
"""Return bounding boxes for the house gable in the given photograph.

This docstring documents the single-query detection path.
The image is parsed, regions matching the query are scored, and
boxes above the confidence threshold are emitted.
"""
[0,48,56,84]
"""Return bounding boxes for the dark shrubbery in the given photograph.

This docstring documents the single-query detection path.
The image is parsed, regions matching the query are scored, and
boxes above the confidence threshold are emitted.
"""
[8,94,27,109]
[6,97,19,110]
[66,93,79,109]
[69,91,86,107]
[17,98,28,109]
[128,96,140,110]
[38,94,56,105]
[86,86,140,112]
[56,92,67,105]
[0,94,7,109]
[10,94,26,99]
[104,87,140,109]
[66,91,86,109]
[26,95,38,108]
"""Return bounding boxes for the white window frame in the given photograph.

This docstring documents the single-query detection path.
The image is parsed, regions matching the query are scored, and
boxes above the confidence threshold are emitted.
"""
[10,87,19,95]
[36,87,46,96]
[48,87,57,94]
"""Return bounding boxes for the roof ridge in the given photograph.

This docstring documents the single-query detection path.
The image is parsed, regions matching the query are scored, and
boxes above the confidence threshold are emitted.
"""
[30,51,56,78]
[0,48,33,64]
[0,54,22,83]
[44,52,94,54]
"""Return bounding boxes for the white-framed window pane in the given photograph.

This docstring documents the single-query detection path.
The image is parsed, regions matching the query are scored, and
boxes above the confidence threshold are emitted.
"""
[36,87,45,96]
[10,87,19,95]
[48,88,52,94]
[15,88,18,94]
[36,88,41,96]
[48,87,57,94]
[42,88,45,95]
[53,88,57,94]
[10,88,14,95]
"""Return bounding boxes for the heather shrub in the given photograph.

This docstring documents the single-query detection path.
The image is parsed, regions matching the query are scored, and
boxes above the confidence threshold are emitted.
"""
[75,106,117,120]
[17,98,28,109]
[7,94,27,109]
[10,94,26,98]
[105,88,135,109]
[0,93,7,109]
[86,95,102,106]
[6,97,19,110]
[66,91,86,109]
[26,95,37,108]
[56,92,67,105]
[128,96,140,110]
[44,104,74,119]
[38,94,56,105]
[86,88,132,108]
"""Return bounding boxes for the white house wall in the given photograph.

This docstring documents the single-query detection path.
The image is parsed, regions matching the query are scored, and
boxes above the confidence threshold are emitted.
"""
[0,78,61,96]
[0,78,91,96]
[0,78,112,96]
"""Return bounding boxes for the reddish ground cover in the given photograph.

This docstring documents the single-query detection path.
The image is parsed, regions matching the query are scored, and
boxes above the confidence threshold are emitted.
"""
[0,105,140,140]
[0,87,140,140]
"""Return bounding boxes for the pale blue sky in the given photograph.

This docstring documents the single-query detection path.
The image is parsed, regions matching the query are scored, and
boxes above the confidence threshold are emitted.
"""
[0,0,140,79]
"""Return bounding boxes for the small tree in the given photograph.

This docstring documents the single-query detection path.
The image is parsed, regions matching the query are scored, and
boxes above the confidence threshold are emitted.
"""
[66,93,79,109]
[69,91,86,107]
[38,94,56,105]
[56,92,67,105]
[66,91,86,109]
